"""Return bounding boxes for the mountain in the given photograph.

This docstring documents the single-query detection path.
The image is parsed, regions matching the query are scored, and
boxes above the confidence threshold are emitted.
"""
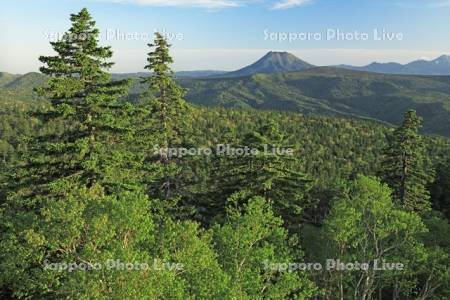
[339,55,450,75]
[178,67,450,137]
[406,55,450,75]
[338,62,405,74]
[215,51,315,78]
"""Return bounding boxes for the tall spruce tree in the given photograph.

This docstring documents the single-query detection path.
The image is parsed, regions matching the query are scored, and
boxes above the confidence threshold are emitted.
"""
[381,110,435,212]
[0,9,153,298]
[139,33,192,208]
[8,8,135,199]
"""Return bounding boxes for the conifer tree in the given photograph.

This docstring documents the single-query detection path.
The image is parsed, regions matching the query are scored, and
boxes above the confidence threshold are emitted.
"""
[139,33,192,205]
[0,8,151,298]
[208,120,311,227]
[430,157,450,219]
[381,110,435,212]
[7,8,135,199]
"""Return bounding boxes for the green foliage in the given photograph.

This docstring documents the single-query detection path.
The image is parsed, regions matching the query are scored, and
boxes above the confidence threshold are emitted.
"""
[0,185,154,298]
[8,8,135,199]
[150,220,230,299]
[0,8,147,299]
[4,67,450,138]
[141,32,189,148]
[177,68,450,137]
[323,175,428,299]
[204,120,311,228]
[212,196,317,299]
[430,157,450,219]
[416,213,450,299]
[382,110,435,212]
[138,32,192,204]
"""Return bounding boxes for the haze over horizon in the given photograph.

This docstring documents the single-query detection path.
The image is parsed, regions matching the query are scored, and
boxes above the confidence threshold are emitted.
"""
[2,0,450,73]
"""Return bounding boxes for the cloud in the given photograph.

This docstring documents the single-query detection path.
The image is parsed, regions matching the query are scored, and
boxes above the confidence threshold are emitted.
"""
[109,0,240,9]
[99,0,314,9]
[271,0,312,9]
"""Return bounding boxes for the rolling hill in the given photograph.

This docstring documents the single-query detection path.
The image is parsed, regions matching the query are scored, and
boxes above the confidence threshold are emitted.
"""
[0,72,47,109]
[0,72,21,87]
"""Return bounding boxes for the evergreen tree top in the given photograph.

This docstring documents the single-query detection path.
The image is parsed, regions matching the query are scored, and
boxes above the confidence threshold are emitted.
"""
[145,33,174,77]
[37,8,129,104]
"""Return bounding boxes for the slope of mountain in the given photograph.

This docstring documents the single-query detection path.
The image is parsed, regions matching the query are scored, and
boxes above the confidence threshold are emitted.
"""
[339,55,450,75]
[406,55,450,75]
[2,68,450,137]
[0,72,21,87]
[216,51,314,78]
[0,72,48,109]
[338,62,405,74]
[3,72,47,89]
[179,67,450,137]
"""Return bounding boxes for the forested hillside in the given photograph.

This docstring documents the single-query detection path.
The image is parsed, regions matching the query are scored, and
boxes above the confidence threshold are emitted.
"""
[178,68,450,137]
[4,67,450,137]
[0,72,47,109]
[1,8,450,300]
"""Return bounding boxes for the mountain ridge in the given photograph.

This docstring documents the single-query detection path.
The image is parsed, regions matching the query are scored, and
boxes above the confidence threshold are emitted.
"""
[339,55,450,75]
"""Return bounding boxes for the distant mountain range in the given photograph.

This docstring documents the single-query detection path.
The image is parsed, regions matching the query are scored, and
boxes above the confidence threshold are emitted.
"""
[2,51,450,137]
[184,52,450,78]
[110,71,227,79]
[175,70,227,78]
[338,55,450,75]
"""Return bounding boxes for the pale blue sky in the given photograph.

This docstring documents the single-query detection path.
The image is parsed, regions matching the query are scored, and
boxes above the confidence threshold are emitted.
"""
[1,0,450,73]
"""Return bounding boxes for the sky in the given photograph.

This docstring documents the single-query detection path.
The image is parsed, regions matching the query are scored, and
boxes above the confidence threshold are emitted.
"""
[1,0,450,73]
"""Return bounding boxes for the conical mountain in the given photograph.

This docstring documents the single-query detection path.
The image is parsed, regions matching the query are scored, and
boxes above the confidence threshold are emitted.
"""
[218,51,314,78]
